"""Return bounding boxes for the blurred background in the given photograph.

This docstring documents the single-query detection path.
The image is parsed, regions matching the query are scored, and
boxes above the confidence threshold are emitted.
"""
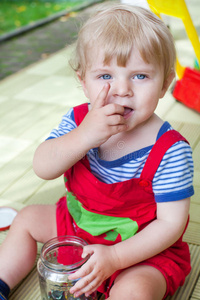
[0,0,108,80]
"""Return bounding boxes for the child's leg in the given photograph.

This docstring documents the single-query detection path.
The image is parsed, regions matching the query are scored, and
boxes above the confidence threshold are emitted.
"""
[0,204,57,289]
[108,265,167,300]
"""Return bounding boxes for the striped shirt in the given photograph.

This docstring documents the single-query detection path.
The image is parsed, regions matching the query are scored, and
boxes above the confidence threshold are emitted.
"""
[48,107,194,203]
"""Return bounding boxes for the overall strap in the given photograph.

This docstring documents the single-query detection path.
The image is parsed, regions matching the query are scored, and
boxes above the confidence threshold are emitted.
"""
[72,103,90,169]
[73,103,89,126]
[140,130,188,182]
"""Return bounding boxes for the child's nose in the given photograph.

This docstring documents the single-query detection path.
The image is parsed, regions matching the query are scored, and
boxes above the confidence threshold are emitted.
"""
[111,79,133,97]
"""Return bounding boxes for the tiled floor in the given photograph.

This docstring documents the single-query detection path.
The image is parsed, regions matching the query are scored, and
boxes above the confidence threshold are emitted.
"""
[0,1,200,299]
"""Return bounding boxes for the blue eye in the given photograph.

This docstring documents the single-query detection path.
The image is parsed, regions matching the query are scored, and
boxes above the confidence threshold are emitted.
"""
[100,74,112,80]
[135,74,146,80]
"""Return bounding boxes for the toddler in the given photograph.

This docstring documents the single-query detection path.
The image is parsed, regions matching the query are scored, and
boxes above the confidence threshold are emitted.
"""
[0,4,194,300]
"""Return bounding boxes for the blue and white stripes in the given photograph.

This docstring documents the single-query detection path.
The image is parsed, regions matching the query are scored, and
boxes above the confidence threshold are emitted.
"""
[88,148,149,184]
[153,141,194,201]
[47,108,76,139]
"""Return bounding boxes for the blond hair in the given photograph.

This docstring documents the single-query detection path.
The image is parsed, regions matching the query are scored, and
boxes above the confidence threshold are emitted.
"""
[70,4,176,81]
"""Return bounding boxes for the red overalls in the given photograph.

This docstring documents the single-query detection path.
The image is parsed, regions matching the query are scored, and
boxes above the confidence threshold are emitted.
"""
[56,103,191,298]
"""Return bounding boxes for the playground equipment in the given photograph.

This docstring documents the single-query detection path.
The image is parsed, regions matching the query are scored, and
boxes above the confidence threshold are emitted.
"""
[147,0,200,113]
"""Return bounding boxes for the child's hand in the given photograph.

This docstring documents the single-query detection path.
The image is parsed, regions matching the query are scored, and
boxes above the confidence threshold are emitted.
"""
[78,83,127,149]
[68,244,119,297]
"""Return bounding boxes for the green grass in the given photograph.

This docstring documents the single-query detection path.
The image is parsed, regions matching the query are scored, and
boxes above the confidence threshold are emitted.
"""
[0,0,91,36]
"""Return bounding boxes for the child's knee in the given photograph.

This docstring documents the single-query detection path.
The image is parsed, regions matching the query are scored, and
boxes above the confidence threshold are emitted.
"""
[109,280,155,300]
[11,205,39,230]
[109,266,166,300]
[12,204,57,242]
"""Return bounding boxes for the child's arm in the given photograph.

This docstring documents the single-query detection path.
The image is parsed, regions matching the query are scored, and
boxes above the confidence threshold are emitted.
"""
[69,197,190,297]
[33,84,127,180]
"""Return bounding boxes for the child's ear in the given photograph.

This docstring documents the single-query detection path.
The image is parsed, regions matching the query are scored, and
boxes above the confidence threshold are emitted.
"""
[76,71,82,83]
[160,70,175,98]
[77,71,89,98]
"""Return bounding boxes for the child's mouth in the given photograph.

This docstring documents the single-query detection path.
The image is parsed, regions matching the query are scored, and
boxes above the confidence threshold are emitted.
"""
[123,107,133,118]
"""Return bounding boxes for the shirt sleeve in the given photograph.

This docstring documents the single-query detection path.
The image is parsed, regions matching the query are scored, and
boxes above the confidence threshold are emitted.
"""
[153,141,194,202]
[46,108,77,139]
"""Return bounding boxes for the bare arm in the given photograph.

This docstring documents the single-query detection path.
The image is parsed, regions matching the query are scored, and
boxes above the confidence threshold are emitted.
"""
[69,197,190,297]
[33,84,127,180]
[33,127,91,180]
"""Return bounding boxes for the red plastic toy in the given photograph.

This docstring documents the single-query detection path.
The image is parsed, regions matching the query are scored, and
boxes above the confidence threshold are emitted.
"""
[173,67,200,113]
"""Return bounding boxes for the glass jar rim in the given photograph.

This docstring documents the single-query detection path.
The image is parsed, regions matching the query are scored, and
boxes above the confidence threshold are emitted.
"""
[40,235,89,272]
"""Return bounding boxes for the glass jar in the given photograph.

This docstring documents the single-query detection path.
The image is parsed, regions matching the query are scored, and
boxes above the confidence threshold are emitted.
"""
[37,235,97,300]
